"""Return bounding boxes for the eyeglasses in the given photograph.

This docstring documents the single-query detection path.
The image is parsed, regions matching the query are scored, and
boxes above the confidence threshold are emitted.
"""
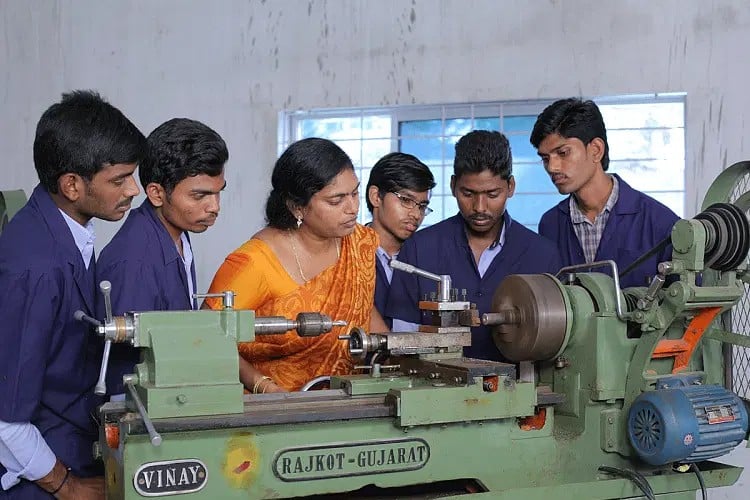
[390,192,433,216]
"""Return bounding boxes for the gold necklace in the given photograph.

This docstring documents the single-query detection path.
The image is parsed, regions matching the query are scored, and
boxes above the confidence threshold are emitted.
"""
[288,231,340,283]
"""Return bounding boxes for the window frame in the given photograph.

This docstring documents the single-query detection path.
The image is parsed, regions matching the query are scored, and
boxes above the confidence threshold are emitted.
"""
[280,93,687,228]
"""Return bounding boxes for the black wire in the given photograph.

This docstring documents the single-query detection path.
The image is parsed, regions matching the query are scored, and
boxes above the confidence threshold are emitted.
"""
[690,463,708,500]
[618,235,672,279]
[598,465,655,500]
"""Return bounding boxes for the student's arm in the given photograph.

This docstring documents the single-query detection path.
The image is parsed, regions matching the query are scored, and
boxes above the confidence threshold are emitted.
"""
[369,307,390,333]
[0,272,103,498]
[238,357,286,393]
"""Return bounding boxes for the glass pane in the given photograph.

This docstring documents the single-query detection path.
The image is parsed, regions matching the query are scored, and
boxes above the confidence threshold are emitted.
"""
[362,139,393,168]
[599,102,684,130]
[400,119,443,138]
[473,117,500,131]
[358,167,372,186]
[608,128,685,161]
[400,137,444,165]
[641,191,685,218]
[298,117,362,140]
[506,193,566,228]
[444,118,474,138]
[330,139,364,167]
[512,162,554,194]
[508,133,538,163]
[608,159,684,192]
[443,196,459,220]
[361,115,391,139]
[421,194,448,227]
[503,115,537,133]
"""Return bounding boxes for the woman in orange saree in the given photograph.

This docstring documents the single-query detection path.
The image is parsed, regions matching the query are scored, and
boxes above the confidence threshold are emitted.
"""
[206,138,389,392]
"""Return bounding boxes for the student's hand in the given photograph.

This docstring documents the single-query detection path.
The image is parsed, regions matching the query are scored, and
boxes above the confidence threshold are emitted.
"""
[56,475,104,500]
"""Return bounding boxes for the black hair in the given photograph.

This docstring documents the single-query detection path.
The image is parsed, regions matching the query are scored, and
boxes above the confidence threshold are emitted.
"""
[365,152,436,212]
[529,98,610,170]
[140,118,228,193]
[453,130,513,180]
[33,90,147,193]
[265,138,354,229]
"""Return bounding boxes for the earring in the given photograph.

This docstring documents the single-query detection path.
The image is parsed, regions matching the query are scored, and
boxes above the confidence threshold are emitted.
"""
[296,215,303,228]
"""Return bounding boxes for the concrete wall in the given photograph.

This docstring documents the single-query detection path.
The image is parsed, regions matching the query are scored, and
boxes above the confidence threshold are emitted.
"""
[1,1,749,495]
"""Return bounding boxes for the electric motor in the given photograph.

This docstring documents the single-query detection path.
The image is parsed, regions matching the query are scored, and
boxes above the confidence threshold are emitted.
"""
[628,376,748,465]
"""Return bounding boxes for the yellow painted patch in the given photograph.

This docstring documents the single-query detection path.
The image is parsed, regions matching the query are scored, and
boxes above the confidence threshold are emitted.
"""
[222,435,260,489]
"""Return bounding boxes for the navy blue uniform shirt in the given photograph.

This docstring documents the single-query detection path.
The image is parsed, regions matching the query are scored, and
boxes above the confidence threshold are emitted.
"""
[385,212,562,360]
[96,200,197,395]
[374,256,392,329]
[539,175,679,289]
[0,185,104,498]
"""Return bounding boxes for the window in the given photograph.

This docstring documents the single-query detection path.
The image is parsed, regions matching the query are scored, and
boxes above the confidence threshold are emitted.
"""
[280,95,686,231]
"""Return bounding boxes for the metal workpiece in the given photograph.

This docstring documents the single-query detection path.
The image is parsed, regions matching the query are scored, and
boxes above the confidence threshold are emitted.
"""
[342,326,472,361]
[481,308,521,326]
[386,330,472,350]
[391,259,452,302]
[254,312,345,336]
[488,274,571,362]
[339,327,386,360]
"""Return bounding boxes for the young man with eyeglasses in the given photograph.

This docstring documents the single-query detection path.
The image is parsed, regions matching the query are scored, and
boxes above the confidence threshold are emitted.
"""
[386,131,562,361]
[366,153,436,327]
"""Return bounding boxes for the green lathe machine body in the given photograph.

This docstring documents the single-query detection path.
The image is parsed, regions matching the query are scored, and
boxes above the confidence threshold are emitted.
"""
[92,163,750,499]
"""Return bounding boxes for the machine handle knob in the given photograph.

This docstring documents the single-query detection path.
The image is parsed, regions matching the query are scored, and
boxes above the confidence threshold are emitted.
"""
[124,375,162,447]
[100,281,113,324]
[74,310,102,328]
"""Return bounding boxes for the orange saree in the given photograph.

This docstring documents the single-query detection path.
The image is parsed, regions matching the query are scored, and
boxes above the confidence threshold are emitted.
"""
[206,224,377,391]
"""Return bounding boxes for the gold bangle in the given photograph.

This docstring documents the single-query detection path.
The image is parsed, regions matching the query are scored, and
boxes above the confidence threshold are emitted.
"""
[252,375,273,394]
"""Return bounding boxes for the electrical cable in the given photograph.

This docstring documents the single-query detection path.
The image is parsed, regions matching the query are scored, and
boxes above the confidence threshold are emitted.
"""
[598,465,655,500]
[690,463,707,500]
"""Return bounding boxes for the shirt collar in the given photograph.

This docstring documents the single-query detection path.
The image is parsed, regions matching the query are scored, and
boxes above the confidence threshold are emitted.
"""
[569,175,620,223]
[58,209,96,258]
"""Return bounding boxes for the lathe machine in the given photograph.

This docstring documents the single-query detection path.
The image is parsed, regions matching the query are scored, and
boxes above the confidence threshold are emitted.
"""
[83,162,750,499]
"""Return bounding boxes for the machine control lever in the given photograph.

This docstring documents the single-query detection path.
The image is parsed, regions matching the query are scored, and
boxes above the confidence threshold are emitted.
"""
[390,259,452,302]
[74,310,102,328]
[95,281,114,396]
[193,290,235,309]
[123,374,162,447]
[637,274,666,310]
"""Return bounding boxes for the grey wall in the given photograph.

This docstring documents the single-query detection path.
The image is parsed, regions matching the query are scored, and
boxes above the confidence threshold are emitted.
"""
[1,0,750,497]
[3,0,750,289]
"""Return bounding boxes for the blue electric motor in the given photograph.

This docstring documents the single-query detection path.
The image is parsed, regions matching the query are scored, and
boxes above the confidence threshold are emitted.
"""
[628,376,748,466]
